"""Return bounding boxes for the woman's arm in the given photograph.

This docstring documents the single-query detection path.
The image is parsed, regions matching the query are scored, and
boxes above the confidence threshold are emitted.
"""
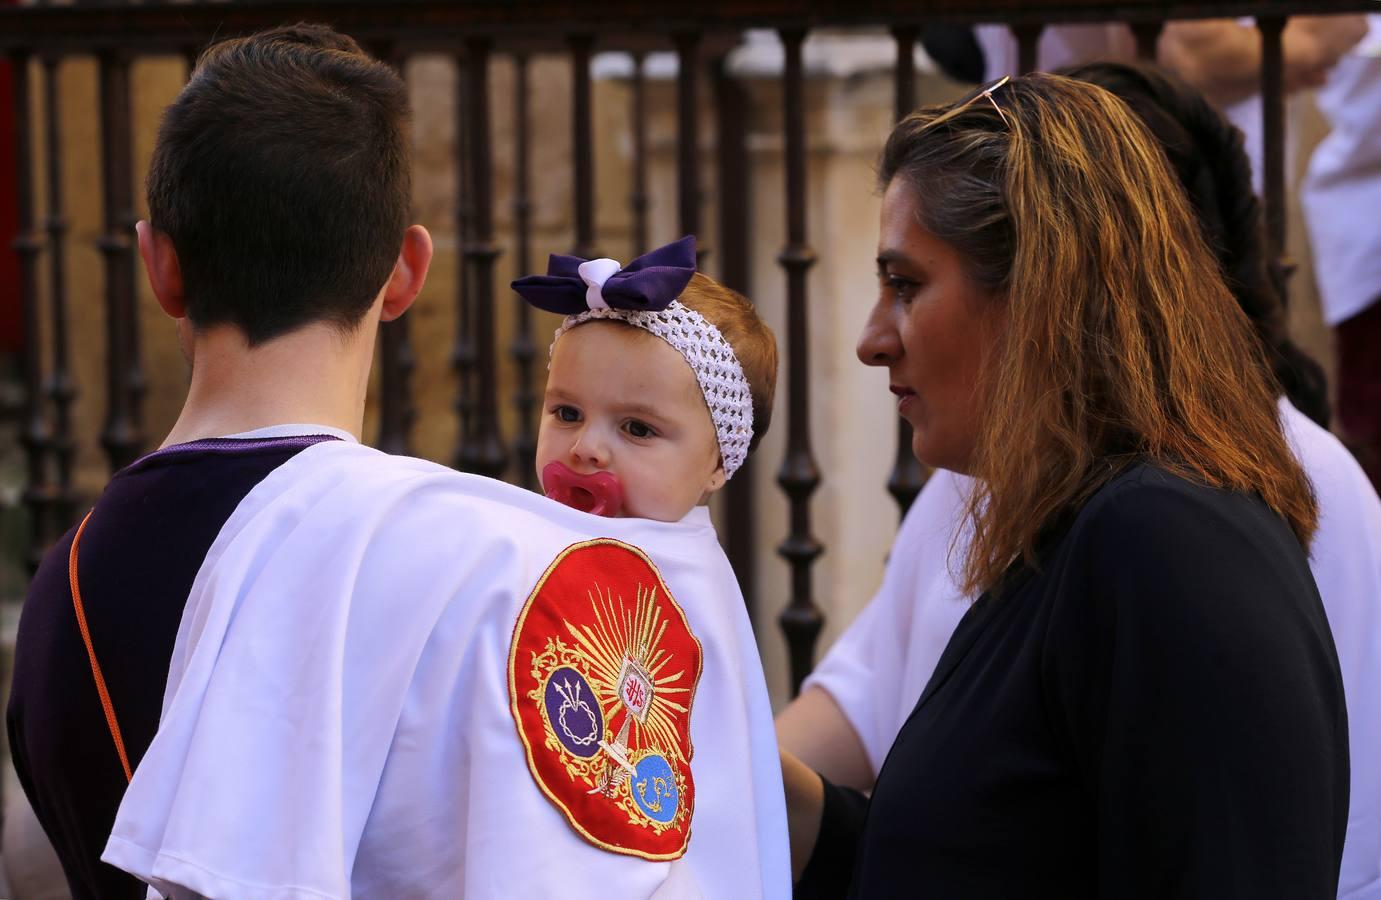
[775,687,874,792]
[1159,16,1367,106]
[779,748,825,882]
[778,468,975,796]
[781,747,871,897]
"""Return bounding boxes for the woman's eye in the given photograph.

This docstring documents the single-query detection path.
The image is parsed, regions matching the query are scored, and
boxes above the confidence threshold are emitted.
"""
[624,420,657,439]
[884,275,918,303]
[553,405,581,423]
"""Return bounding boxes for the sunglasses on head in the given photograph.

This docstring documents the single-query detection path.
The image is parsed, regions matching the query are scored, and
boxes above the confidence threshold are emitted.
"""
[920,74,1011,132]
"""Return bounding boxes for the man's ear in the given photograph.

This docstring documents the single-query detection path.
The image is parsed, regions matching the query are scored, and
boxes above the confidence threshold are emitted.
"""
[137,220,186,320]
[380,224,434,322]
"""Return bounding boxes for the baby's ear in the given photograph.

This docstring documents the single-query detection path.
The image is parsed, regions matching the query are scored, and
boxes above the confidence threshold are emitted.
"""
[704,459,728,496]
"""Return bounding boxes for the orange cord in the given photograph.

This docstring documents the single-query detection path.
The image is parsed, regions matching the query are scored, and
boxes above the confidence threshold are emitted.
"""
[68,510,133,783]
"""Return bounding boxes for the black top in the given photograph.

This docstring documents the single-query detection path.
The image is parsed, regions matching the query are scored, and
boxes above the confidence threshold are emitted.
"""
[799,464,1349,899]
[7,436,334,900]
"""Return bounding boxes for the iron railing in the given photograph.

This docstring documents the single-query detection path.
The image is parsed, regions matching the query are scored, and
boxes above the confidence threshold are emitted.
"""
[3,0,1370,694]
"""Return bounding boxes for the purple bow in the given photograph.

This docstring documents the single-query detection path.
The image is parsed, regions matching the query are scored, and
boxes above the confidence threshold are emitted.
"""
[511,235,697,315]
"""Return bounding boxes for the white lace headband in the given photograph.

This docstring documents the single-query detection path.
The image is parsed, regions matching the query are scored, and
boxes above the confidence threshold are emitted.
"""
[552,292,754,480]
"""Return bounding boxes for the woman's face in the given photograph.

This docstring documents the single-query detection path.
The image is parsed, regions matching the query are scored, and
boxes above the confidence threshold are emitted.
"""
[858,178,1004,474]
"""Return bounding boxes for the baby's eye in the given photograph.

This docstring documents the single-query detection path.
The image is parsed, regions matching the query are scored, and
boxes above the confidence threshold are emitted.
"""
[552,405,581,423]
[623,419,657,439]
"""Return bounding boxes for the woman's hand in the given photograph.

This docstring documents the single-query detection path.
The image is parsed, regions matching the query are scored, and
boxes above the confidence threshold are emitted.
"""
[1283,15,1371,90]
[780,747,825,882]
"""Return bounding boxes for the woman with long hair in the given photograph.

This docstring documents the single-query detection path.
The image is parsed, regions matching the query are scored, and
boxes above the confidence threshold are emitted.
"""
[784,71,1348,897]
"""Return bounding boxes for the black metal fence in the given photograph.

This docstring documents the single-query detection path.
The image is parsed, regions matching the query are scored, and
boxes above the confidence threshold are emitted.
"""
[3,0,1368,694]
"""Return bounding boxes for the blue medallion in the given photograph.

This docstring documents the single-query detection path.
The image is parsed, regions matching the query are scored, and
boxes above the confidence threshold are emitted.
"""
[543,667,603,758]
[630,753,679,824]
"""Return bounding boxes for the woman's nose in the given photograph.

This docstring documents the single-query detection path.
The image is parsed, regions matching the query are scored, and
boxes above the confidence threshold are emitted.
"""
[857,300,902,367]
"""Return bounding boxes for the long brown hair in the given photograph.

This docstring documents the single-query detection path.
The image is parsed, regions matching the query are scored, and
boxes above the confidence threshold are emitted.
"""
[1062,61,1331,429]
[880,73,1316,595]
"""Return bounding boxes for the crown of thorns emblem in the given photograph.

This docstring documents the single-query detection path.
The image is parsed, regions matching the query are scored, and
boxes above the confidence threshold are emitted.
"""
[554,675,599,747]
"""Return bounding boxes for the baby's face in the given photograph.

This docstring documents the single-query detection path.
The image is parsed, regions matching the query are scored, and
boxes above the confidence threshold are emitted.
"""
[536,321,726,522]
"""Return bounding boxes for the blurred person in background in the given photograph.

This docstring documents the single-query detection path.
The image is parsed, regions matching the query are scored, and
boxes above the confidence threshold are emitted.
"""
[1302,15,1381,490]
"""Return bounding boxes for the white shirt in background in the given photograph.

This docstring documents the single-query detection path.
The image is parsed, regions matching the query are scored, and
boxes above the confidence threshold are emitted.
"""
[1302,14,1381,327]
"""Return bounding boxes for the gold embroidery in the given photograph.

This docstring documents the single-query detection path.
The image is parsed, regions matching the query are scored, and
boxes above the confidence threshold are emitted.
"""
[507,538,703,861]
[525,583,692,831]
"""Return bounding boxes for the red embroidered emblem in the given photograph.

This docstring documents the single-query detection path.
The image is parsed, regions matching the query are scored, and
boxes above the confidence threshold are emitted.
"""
[508,539,703,860]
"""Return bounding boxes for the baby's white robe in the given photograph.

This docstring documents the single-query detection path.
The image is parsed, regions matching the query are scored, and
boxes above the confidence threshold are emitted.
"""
[102,440,789,900]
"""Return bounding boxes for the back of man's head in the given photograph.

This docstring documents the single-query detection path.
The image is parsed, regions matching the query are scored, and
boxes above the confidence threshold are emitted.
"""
[147,23,410,345]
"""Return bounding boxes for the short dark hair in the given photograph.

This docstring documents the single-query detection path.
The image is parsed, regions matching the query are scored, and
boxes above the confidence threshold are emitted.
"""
[146,23,411,345]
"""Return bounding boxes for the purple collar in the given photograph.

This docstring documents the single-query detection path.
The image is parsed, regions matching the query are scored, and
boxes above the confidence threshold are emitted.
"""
[119,434,342,478]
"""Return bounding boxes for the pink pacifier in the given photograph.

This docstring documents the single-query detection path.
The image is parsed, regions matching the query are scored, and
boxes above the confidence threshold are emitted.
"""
[542,461,625,518]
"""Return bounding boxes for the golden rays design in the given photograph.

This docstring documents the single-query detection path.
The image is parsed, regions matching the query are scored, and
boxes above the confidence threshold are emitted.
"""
[563,582,690,762]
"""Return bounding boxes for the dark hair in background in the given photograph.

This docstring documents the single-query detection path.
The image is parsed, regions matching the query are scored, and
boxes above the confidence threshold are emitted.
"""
[1061,61,1331,428]
[919,26,987,85]
[146,23,411,345]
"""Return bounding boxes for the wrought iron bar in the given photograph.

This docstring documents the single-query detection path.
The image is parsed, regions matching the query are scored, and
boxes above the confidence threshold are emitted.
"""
[117,63,145,447]
[456,37,507,477]
[570,33,598,259]
[1131,21,1164,61]
[378,315,416,456]
[12,50,53,572]
[4,2,1379,51]
[510,50,538,488]
[675,31,705,263]
[1257,16,1291,296]
[775,28,824,696]
[97,48,143,471]
[629,51,649,257]
[375,42,416,456]
[450,50,477,469]
[892,26,917,115]
[42,52,76,530]
[714,56,757,617]
[122,182,145,443]
[887,26,927,517]
[1014,23,1043,74]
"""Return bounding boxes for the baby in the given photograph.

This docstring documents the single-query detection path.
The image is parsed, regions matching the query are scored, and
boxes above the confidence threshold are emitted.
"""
[515,235,776,521]
[510,238,790,898]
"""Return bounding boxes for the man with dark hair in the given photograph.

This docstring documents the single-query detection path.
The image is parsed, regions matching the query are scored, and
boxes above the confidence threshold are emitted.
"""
[6,23,432,900]
[5,21,430,900]
[7,23,789,900]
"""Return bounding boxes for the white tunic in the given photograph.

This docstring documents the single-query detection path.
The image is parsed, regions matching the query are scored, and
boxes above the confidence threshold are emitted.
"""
[1302,14,1381,326]
[806,398,1381,899]
[103,441,790,900]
